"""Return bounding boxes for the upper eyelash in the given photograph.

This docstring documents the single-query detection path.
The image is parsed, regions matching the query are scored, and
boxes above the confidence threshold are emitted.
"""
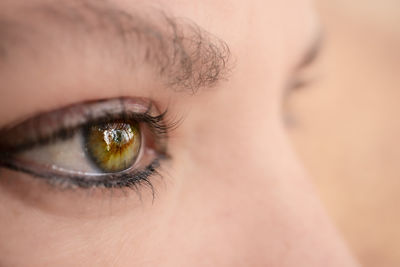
[0,98,178,154]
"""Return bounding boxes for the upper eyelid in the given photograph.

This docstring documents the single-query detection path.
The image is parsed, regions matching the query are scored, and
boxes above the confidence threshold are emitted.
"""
[0,98,157,152]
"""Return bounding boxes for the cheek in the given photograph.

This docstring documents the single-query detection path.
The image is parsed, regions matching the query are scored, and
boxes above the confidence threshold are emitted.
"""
[0,171,170,266]
[153,75,342,265]
[155,141,314,266]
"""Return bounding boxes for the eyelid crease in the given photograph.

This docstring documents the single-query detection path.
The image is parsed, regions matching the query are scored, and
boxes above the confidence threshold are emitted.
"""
[0,97,169,153]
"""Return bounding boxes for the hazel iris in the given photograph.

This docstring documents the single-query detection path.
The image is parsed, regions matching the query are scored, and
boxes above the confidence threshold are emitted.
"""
[85,121,141,172]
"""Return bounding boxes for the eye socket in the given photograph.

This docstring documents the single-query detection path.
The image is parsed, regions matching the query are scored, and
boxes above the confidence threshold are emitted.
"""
[0,98,174,189]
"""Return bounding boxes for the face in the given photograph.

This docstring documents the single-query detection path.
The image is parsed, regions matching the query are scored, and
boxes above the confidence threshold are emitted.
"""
[0,0,358,266]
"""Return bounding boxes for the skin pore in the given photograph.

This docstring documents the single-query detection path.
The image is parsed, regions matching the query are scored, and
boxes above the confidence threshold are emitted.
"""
[0,0,359,266]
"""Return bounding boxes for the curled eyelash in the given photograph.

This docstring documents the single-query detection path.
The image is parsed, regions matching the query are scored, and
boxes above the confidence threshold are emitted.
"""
[0,97,179,191]
[0,98,177,153]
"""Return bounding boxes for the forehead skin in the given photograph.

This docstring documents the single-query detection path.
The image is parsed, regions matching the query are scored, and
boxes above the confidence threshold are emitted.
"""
[0,0,358,267]
[0,0,316,125]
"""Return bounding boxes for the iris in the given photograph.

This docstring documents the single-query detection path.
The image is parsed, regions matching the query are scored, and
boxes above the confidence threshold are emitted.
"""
[85,122,141,172]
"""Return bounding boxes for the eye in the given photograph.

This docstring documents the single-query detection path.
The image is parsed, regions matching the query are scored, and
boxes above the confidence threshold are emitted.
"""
[0,98,175,189]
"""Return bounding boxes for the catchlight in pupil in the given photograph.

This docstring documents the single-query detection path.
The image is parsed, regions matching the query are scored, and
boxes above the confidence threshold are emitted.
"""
[85,121,141,173]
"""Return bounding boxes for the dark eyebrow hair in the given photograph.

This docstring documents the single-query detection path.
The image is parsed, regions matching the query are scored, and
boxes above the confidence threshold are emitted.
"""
[0,0,232,93]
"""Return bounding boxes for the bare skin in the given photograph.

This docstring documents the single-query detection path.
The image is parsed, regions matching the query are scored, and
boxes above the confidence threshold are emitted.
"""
[0,0,359,266]
[289,1,400,266]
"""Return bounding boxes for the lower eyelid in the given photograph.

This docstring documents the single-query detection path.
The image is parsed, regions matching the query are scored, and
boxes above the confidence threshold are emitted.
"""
[0,167,159,218]
[1,155,166,189]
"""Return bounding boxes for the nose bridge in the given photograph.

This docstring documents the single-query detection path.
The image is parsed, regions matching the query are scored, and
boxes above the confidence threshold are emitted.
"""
[175,89,357,265]
[182,125,359,266]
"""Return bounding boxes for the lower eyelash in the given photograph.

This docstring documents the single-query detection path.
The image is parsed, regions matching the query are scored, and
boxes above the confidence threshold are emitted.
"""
[0,154,169,193]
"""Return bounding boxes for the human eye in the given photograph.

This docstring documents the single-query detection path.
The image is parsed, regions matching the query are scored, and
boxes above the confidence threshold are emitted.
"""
[0,97,177,190]
[283,35,323,127]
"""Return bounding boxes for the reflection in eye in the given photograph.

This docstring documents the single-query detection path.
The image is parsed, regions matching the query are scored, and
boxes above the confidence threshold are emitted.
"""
[0,98,177,190]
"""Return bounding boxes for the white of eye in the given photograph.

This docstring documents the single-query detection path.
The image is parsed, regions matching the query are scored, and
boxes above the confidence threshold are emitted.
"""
[17,130,100,174]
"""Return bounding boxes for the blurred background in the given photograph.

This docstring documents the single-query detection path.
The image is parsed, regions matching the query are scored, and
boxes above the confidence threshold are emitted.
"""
[286,0,400,266]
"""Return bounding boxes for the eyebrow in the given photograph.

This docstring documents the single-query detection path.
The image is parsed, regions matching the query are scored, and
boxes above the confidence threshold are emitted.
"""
[0,0,232,92]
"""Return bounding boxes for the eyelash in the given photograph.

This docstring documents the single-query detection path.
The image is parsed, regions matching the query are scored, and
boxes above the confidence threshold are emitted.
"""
[0,101,179,191]
[2,154,166,190]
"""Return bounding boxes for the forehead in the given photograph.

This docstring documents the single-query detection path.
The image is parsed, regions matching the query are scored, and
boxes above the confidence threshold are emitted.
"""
[1,0,317,68]
[153,0,319,61]
[0,0,318,125]
[2,0,317,52]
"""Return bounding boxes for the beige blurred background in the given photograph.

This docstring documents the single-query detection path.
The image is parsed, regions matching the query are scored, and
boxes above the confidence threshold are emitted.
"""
[287,0,400,266]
